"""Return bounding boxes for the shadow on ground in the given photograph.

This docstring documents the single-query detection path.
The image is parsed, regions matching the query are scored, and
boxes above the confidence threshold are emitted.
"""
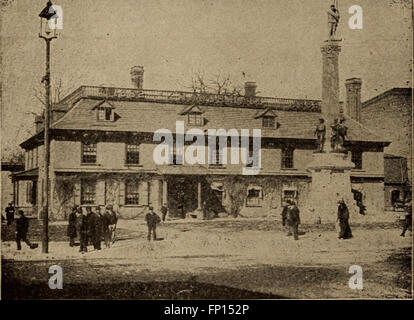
[2,278,284,299]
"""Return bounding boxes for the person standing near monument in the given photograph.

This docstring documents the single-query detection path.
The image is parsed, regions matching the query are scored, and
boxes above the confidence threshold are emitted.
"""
[337,199,353,239]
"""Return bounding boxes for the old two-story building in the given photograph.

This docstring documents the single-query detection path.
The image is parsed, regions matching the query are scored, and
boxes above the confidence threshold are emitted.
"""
[13,67,389,221]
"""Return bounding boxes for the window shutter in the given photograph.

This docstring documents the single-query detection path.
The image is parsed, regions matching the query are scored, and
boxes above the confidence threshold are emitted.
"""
[96,179,105,205]
[74,180,81,205]
[140,181,148,205]
[119,180,125,205]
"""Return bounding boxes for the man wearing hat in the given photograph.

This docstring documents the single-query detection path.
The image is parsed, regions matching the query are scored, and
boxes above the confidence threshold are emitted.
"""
[67,205,78,247]
[15,210,36,250]
[285,200,301,240]
[5,202,15,226]
[145,206,161,241]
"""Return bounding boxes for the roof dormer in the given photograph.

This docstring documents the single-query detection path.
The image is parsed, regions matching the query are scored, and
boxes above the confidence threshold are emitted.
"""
[179,105,205,126]
[93,100,115,122]
[254,108,278,129]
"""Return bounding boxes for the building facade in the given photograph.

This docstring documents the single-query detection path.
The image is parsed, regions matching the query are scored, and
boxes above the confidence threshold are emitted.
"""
[13,69,389,221]
[360,88,412,207]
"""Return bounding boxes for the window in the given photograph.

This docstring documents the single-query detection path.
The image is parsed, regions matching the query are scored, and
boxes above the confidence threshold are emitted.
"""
[352,150,362,169]
[281,147,294,169]
[169,145,183,165]
[209,142,224,167]
[125,180,139,205]
[97,106,112,121]
[262,116,275,128]
[246,186,263,207]
[81,179,96,205]
[282,189,297,205]
[126,143,140,165]
[82,142,97,164]
[188,112,203,126]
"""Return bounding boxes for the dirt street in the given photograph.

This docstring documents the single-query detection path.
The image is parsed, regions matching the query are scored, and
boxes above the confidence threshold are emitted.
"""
[1,219,412,299]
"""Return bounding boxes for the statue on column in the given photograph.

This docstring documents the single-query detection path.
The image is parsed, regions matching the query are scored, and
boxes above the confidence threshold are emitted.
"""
[328,3,340,39]
[314,118,326,153]
[330,117,348,153]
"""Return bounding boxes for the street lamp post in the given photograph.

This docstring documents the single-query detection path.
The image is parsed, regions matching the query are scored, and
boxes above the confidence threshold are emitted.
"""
[39,1,58,254]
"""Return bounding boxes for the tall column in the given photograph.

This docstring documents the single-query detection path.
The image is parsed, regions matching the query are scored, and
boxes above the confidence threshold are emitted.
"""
[321,40,342,118]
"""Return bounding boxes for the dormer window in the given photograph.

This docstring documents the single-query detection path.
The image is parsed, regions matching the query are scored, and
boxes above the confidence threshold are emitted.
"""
[179,105,204,126]
[262,116,275,128]
[93,101,115,122]
[97,106,112,121]
[188,112,203,126]
[255,108,278,129]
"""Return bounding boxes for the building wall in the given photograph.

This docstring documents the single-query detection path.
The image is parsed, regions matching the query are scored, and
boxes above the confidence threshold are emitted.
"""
[361,92,412,178]
[49,139,382,175]
[39,137,386,220]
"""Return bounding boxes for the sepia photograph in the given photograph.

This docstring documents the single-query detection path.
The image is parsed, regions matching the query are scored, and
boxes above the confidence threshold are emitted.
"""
[0,0,412,304]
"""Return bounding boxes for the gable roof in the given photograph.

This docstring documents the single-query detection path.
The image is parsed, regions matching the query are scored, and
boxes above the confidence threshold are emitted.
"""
[254,108,277,119]
[46,98,388,144]
[178,104,204,115]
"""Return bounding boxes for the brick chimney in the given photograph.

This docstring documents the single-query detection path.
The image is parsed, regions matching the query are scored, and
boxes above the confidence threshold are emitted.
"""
[244,82,257,97]
[130,66,144,89]
[35,115,44,133]
[345,78,362,122]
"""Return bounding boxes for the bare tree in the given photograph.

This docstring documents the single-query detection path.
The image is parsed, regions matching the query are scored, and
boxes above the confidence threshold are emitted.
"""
[33,77,73,107]
[183,71,243,96]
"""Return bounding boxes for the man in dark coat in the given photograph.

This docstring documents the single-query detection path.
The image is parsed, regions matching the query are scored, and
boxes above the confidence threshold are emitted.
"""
[76,207,88,253]
[281,202,291,235]
[286,200,301,240]
[87,206,102,250]
[5,202,15,226]
[67,205,78,247]
[15,210,35,250]
[337,199,353,239]
[95,206,105,241]
[161,205,168,222]
[145,206,161,241]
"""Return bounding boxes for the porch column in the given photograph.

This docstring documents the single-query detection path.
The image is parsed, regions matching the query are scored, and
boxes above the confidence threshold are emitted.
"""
[162,180,168,206]
[197,181,202,210]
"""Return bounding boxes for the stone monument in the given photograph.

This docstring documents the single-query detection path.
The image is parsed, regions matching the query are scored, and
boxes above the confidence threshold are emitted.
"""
[306,2,358,223]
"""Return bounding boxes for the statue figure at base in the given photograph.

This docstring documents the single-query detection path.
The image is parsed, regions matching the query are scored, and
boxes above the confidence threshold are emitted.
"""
[328,4,340,39]
[330,117,348,153]
[314,118,326,153]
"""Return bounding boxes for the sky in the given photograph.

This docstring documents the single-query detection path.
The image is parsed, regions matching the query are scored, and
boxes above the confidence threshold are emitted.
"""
[0,0,412,157]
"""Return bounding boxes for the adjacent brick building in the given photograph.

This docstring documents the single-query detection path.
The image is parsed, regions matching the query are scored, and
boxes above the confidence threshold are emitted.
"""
[360,87,412,207]
[13,68,389,220]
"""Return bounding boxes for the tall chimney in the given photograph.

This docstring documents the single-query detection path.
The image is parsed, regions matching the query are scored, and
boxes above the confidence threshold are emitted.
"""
[244,82,257,97]
[345,78,362,122]
[130,66,144,89]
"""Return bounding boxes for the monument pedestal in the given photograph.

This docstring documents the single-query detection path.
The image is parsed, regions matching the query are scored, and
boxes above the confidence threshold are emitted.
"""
[306,153,358,223]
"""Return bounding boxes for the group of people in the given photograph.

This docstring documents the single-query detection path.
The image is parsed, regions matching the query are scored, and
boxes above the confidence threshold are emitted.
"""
[281,199,353,240]
[67,204,118,253]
